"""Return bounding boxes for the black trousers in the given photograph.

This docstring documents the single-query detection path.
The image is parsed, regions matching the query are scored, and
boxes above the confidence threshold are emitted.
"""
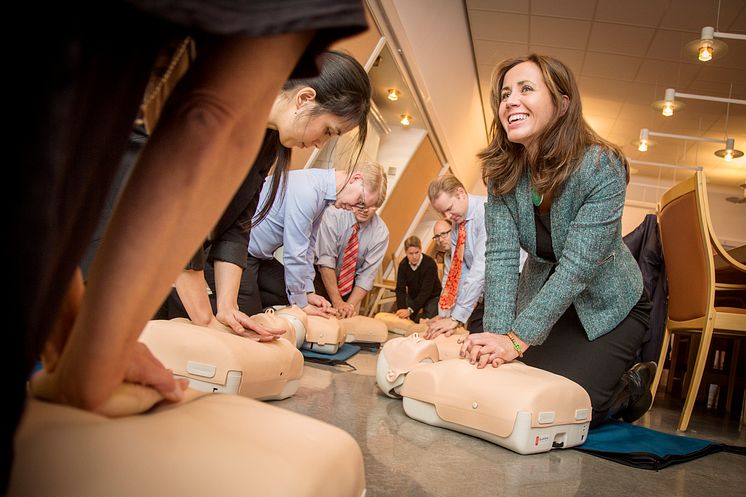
[466,300,484,333]
[234,255,290,315]
[521,294,651,429]
[414,296,440,322]
[313,265,351,302]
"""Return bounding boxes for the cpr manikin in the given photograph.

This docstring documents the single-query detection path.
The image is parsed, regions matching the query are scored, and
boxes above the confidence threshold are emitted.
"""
[301,315,346,354]
[376,334,592,454]
[139,313,304,400]
[301,314,388,355]
[9,394,366,497]
[374,312,468,336]
[339,315,388,344]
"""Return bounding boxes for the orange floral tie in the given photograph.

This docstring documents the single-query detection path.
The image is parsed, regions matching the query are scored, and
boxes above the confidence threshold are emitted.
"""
[439,222,466,310]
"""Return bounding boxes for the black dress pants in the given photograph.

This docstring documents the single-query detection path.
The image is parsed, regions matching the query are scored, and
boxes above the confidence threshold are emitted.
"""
[520,294,651,428]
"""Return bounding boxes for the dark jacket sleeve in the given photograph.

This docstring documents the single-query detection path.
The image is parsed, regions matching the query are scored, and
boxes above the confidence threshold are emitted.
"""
[206,132,277,269]
[409,257,438,314]
[396,259,408,309]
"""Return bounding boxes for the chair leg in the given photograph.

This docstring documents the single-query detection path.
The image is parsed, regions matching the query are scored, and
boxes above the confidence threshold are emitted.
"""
[666,335,682,395]
[650,327,672,405]
[726,338,741,413]
[679,323,715,432]
[367,288,384,317]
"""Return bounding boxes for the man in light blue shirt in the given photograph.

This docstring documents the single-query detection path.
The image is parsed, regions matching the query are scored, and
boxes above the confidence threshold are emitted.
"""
[239,162,387,316]
[426,174,487,337]
[313,205,389,318]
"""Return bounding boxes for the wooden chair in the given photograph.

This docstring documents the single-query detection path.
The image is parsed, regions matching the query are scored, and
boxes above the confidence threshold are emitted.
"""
[650,171,746,431]
[365,253,399,317]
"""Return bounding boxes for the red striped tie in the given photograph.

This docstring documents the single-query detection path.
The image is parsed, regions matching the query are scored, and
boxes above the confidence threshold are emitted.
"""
[337,223,359,296]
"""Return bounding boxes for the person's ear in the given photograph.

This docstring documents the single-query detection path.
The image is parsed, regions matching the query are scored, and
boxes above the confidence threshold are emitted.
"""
[295,87,317,110]
[559,95,570,116]
[349,172,364,185]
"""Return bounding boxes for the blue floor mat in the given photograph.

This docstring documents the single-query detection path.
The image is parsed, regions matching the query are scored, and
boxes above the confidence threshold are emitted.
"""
[575,420,746,470]
[301,344,361,368]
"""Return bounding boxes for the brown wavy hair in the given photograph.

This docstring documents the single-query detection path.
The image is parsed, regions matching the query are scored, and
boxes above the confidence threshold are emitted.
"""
[479,54,627,197]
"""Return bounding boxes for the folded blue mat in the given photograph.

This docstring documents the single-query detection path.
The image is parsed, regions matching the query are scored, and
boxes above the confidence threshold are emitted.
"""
[575,419,746,470]
[301,343,361,368]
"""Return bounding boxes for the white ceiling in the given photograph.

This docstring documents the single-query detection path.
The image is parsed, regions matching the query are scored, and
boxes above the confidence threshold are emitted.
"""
[465,0,746,187]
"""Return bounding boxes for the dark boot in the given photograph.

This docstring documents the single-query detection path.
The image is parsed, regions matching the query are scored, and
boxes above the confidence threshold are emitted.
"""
[609,361,657,423]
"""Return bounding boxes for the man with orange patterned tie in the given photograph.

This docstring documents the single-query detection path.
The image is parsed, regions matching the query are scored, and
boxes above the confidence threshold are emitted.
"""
[314,205,389,318]
[426,175,488,338]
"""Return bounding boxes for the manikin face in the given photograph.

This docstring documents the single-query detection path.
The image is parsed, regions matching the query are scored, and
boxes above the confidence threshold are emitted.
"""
[498,61,558,153]
[354,206,377,224]
[432,221,452,252]
[405,246,422,266]
[277,87,354,150]
[431,189,469,224]
[334,173,379,212]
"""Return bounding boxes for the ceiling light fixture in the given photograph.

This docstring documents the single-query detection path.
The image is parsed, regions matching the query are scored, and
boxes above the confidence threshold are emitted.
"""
[652,88,746,117]
[400,113,412,127]
[686,26,746,62]
[387,88,400,101]
[638,128,743,161]
[714,138,744,161]
[636,128,651,152]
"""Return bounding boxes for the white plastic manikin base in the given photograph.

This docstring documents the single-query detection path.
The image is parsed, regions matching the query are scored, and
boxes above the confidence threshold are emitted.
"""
[301,315,346,355]
[340,315,388,344]
[400,360,591,454]
[139,319,303,400]
[8,395,366,497]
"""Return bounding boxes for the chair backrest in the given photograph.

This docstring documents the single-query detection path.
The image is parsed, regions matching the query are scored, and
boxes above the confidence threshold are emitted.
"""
[657,171,716,322]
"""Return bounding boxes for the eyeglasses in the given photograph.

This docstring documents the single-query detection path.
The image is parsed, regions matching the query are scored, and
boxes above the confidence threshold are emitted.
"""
[354,179,367,210]
[432,230,451,241]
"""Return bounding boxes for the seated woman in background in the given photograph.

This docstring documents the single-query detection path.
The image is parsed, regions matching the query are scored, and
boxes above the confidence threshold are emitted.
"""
[460,54,654,428]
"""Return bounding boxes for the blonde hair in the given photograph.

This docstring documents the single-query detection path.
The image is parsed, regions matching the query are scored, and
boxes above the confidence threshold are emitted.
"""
[427,174,465,203]
[479,54,628,197]
[353,161,388,208]
[404,236,422,250]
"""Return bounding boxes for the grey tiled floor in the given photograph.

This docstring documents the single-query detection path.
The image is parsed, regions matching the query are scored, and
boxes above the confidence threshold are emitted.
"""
[276,345,746,497]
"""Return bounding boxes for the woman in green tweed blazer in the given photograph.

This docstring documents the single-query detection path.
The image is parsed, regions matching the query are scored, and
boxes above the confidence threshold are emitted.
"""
[460,54,654,428]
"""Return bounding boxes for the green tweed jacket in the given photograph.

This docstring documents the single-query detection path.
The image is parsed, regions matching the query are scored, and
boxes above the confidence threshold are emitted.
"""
[483,145,643,345]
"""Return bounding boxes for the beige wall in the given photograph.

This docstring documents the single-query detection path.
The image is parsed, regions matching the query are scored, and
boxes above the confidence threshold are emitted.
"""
[290,6,382,170]
[379,136,443,266]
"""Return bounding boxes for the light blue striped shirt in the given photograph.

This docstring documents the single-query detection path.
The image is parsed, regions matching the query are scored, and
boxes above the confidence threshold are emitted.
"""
[439,194,487,323]
[249,168,337,308]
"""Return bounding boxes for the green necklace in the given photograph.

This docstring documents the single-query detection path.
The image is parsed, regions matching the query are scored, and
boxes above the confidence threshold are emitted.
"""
[531,186,544,207]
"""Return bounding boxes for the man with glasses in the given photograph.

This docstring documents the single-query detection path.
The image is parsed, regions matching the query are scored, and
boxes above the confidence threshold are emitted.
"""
[432,218,453,267]
[426,174,488,337]
[312,204,389,319]
[237,163,387,317]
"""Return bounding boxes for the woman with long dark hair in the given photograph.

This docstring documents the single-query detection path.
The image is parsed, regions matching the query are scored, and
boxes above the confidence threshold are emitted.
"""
[461,54,655,428]
[158,50,373,337]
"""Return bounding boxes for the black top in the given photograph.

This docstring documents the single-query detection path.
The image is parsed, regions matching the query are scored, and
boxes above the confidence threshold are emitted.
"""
[534,209,556,262]
[187,130,281,271]
[396,254,442,315]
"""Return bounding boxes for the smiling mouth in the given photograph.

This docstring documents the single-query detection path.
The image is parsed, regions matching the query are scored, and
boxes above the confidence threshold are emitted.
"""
[508,114,528,124]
